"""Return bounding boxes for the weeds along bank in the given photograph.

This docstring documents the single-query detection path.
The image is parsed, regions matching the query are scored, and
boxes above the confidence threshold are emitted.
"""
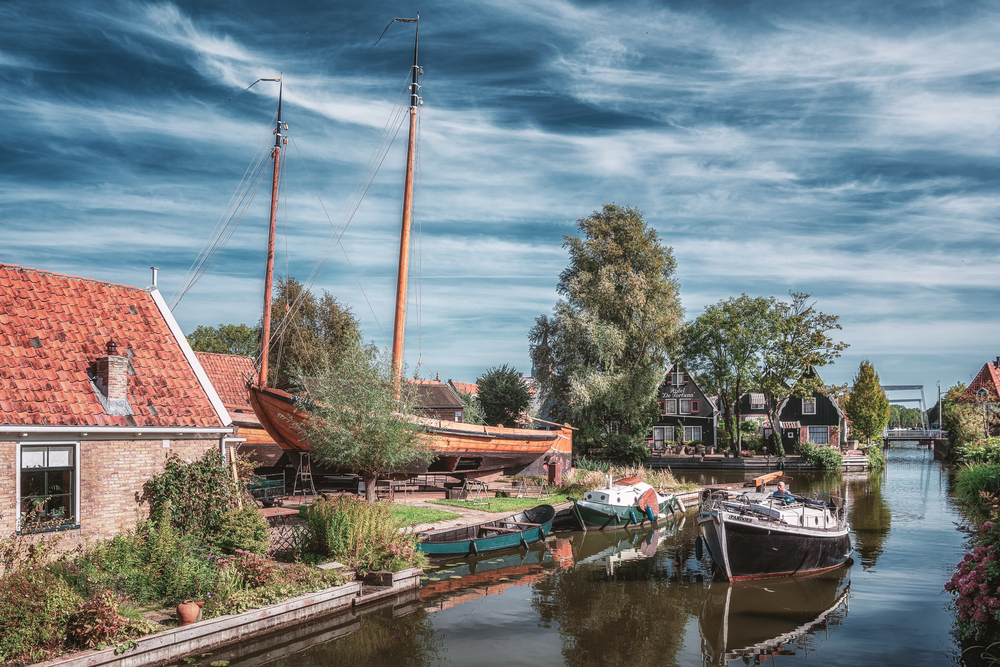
[0,450,424,666]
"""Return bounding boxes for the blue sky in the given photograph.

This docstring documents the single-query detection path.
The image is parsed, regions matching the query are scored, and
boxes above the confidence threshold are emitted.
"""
[3,0,998,404]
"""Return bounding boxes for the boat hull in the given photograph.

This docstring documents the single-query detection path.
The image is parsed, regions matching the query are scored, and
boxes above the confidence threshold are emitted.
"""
[418,505,556,556]
[698,511,851,581]
[572,496,676,531]
[246,384,570,478]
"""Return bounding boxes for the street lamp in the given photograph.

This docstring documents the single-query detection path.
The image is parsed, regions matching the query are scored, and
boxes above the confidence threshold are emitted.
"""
[977,387,990,438]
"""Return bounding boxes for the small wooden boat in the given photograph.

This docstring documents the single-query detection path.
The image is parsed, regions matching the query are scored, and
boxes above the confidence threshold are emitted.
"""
[569,475,681,531]
[696,482,852,581]
[418,504,556,556]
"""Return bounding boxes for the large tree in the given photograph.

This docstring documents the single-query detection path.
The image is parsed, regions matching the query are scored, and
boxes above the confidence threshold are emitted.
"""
[267,276,362,387]
[757,293,847,455]
[681,294,781,454]
[843,360,890,445]
[293,344,432,501]
[478,364,531,428]
[187,323,261,356]
[529,204,683,455]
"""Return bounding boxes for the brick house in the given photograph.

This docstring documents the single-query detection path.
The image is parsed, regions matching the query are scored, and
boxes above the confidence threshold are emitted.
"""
[648,364,719,451]
[739,367,847,448]
[963,357,1000,403]
[0,264,234,544]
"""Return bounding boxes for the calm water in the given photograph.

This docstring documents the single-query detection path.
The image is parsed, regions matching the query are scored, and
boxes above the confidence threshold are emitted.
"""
[226,442,975,666]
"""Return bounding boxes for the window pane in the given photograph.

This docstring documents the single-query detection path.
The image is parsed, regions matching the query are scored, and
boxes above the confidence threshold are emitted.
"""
[665,400,677,414]
[48,447,73,467]
[680,399,690,414]
[47,470,72,496]
[21,470,46,497]
[21,448,46,468]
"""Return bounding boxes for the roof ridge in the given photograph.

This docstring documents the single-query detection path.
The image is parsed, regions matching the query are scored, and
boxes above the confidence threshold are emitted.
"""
[195,350,255,359]
[0,262,140,292]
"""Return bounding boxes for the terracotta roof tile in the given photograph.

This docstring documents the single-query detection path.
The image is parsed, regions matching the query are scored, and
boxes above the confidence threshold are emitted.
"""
[195,352,255,410]
[0,263,224,428]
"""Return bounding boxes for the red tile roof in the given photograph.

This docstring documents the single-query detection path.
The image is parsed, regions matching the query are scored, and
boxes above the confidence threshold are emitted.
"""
[448,380,479,397]
[0,264,226,428]
[195,352,254,409]
[968,361,1000,402]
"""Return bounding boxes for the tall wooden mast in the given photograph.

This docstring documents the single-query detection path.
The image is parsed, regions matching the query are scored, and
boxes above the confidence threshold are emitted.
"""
[390,17,420,386]
[259,79,284,387]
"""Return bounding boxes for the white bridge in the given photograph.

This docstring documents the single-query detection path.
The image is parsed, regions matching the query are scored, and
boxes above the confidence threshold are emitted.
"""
[883,428,947,440]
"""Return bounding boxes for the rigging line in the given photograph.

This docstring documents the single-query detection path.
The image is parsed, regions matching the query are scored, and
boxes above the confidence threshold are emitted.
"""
[170,110,277,309]
[269,105,408,348]
[339,244,388,347]
[267,77,410,338]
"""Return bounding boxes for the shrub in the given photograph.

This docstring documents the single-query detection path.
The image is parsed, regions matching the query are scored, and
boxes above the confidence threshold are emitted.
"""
[143,450,240,537]
[303,497,425,573]
[957,464,1000,519]
[799,442,844,470]
[209,506,271,556]
[956,438,1000,466]
[67,591,155,650]
[0,565,81,662]
[865,444,886,470]
[946,521,1000,641]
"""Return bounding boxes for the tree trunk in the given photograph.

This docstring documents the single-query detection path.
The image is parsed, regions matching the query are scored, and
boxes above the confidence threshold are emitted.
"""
[364,472,378,502]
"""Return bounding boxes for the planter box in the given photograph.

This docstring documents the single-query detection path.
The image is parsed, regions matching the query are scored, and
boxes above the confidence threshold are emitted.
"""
[33,581,361,667]
[362,567,422,587]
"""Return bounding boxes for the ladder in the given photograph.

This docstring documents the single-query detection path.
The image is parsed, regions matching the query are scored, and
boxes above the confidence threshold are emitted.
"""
[292,452,317,498]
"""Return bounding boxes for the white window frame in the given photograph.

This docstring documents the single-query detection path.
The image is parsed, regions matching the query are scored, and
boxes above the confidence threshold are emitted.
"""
[652,427,666,450]
[679,399,691,414]
[674,372,684,386]
[664,426,675,442]
[684,426,702,442]
[454,411,463,423]
[750,394,765,410]
[807,426,829,444]
[15,441,81,533]
[802,398,817,415]
[664,399,677,414]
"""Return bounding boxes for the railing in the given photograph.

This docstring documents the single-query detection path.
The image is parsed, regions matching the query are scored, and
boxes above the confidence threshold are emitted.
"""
[883,428,947,439]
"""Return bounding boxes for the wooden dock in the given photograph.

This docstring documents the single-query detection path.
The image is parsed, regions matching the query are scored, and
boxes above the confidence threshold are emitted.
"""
[645,452,869,471]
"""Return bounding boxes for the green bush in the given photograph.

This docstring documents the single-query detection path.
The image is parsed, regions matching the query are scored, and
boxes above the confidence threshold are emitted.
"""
[957,463,1000,518]
[956,437,1000,465]
[0,565,81,662]
[143,449,240,537]
[209,506,271,556]
[303,497,425,574]
[864,444,886,470]
[66,591,155,650]
[799,442,844,470]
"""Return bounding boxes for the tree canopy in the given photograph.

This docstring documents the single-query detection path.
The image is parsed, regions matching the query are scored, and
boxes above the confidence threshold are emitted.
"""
[292,344,431,501]
[843,360,890,445]
[187,323,261,356]
[477,364,531,428]
[529,204,683,458]
[267,276,362,387]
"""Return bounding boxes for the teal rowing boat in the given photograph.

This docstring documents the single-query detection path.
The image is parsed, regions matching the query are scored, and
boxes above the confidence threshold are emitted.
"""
[418,504,556,556]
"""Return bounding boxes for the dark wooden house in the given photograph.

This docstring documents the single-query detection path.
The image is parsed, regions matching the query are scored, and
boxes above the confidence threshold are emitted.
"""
[739,367,847,448]
[648,364,718,452]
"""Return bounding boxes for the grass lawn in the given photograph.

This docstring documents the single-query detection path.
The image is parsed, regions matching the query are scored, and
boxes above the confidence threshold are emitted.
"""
[429,496,567,513]
[392,504,462,525]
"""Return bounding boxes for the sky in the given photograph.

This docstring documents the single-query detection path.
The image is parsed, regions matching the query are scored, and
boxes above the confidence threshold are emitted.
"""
[3,0,999,409]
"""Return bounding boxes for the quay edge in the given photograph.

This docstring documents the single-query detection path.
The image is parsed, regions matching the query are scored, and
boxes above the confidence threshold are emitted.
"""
[646,453,869,471]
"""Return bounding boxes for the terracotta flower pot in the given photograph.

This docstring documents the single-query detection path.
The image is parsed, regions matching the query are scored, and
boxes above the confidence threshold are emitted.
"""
[177,599,204,626]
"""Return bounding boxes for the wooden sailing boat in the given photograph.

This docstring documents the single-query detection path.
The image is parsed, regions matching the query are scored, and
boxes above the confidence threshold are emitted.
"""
[246,18,571,480]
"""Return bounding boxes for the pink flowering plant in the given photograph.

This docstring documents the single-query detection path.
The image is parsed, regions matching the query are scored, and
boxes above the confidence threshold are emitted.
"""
[946,520,1000,641]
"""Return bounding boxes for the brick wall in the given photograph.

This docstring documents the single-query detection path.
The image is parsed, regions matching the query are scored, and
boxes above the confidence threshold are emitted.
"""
[0,437,223,548]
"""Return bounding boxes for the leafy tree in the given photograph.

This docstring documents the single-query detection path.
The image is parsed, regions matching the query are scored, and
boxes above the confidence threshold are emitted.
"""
[843,360,890,445]
[477,364,531,427]
[187,323,261,356]
[267,276,362,387]
[529,204,683,457]
[452,386,486,425]
[757,293,847,456]
[888,404,924,428]
[942,383,992,450]
[292,344,432,502]
[681,295,780,454]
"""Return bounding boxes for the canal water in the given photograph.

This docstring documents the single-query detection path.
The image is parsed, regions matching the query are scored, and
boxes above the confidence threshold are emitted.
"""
[237,442,974,666]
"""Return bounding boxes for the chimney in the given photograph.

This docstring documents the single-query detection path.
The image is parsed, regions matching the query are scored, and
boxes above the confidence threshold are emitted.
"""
[435,371,440,382]
[995,356,999,369]
[96,339,128,402]
[150,266,158,288]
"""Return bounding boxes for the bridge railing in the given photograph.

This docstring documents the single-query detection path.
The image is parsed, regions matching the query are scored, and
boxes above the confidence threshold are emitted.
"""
[882,428,947,439]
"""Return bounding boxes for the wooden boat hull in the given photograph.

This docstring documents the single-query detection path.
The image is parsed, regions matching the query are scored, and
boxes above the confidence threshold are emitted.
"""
[246,384,569,477]
[571,496,678,531]
[418,505,556,556]
[697,510,851,581]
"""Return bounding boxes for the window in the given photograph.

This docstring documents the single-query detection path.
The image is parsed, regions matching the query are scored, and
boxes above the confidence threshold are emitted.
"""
[658,399,666,415]
[750,393,765,410]
[802,398,817,415]
[454,411,463,423]
[664,399,677,414]
[680,399,691,414]
[691,399,700,414]
[18,443,78,531]
[684,426,702,442]
[664,426,675,442]
[808,426,829,444]
[652,427,666,450]
[668,371,684,386]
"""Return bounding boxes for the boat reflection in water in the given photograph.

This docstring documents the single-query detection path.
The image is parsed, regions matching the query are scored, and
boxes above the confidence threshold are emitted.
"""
[574,516,685,575]
[699,564,852,665]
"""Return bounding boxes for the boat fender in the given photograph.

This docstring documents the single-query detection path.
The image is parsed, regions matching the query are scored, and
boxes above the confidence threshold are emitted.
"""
[644,505,656,523]
[674,496,686,513]
[628,509,638,526]
[520,535,529,550]
[469,541,478,556]
[695,535,703,561]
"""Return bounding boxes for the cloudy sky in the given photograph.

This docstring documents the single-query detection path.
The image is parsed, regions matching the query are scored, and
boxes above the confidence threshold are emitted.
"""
[3,0,998,405]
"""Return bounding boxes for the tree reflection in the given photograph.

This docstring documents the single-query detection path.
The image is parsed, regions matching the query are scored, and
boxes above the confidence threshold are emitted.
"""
[849,472,891,569]
[531,535,703,667]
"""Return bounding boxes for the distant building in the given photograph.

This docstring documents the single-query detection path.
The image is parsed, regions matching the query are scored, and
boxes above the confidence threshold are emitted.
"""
[0,264,233,544]
[648,364,719,451]
[963,357,1000,403]
[411,379,466,422]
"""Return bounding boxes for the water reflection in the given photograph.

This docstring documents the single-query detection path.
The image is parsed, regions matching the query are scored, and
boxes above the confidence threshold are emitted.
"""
[699,566,851,665]
[848,472,891,569]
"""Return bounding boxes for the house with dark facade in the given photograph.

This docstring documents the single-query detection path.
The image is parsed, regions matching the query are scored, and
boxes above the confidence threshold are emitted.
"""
[739,367,847,449]
[411,379,466,422]
[648,364,718,451]
[0,264,234,544]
